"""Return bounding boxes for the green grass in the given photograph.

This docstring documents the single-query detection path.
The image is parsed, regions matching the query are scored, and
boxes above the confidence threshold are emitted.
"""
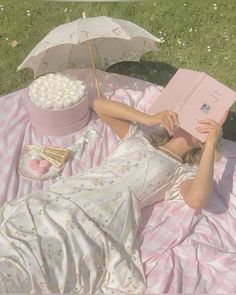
[0,0,235,140]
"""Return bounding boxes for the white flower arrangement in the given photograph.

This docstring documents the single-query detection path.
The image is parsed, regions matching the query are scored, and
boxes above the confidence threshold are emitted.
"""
[28,73,86,110]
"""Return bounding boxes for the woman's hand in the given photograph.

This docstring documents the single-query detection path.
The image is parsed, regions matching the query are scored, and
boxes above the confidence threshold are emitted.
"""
[195,119,222,147]
[146,111,179,136]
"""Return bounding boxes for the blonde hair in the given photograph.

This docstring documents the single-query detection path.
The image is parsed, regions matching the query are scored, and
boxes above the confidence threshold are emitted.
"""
[147,131,222,165]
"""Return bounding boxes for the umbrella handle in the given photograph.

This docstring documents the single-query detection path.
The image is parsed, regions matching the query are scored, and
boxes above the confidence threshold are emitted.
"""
[82,12,101,99]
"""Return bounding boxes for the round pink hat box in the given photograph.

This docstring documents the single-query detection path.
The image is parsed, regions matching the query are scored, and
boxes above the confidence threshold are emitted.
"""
[27,91,91,136]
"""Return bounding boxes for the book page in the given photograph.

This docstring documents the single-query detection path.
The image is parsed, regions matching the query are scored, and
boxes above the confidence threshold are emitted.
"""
[179,75,236,141]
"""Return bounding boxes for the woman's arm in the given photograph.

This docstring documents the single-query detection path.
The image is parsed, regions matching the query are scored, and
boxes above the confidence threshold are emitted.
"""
[180,120,222,209]
[180,143,214,209]
[92,98,178,138]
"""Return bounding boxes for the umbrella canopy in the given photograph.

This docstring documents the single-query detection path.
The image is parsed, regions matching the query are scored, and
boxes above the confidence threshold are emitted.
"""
[17,16,161,78]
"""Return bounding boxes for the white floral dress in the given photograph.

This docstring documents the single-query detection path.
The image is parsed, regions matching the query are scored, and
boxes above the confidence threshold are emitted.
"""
[0,123,197,294]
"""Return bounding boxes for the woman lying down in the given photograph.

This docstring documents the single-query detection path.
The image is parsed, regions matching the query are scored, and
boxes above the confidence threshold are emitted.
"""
[0,98,224,293]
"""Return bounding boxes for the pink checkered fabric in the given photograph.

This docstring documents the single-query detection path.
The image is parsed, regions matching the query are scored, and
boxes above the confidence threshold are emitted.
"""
[1,69,236,293]
[0,69,162,204]
[139,139,236,293]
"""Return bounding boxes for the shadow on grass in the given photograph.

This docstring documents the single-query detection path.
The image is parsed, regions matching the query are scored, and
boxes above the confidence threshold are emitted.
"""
[222,111,236,142]
[107,60,178,86]
[108,60,236,142]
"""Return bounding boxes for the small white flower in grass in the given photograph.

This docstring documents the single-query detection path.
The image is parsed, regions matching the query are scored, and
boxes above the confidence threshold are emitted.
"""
[150,17,154,21]
[189,28,193,32]
[184,3,187,6]
[194,29,198,32]
[177,53,182,61]
[27,13,31,16]
[64,8,67,12]
[214,3,217,6]
[177,39,181,45]
[0,7,4,11]
[5,37,8,40]
[153,3,156,6]
[214,6,218,10]
[223,32,229,41]
[207,46,211,52]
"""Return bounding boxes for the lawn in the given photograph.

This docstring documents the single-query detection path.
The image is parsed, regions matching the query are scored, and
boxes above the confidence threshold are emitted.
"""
[0,0,235,139]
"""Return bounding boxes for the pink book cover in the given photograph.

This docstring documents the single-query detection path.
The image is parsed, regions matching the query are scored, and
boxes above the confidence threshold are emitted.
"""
[149,68,236,142]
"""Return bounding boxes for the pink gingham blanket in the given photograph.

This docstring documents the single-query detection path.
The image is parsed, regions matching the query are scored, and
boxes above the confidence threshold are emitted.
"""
[139,144,236,293]
[0,69,236,293]
[0,69,161,204]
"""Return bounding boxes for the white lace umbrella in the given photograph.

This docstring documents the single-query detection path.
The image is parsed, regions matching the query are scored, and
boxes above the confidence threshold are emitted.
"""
[18,16,160,97]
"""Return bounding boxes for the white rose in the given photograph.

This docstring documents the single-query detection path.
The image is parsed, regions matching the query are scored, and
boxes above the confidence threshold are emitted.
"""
[72,96,79,103]
[65,100,71,106]
[44,101,53,109]
[72,84,76,91]
[62,94,67,101]
[57,75,64,81]
[41,86,47,93]
[28,88,33,97]
[34,100,41,107]
[61,82,67,89]
[77,89,83,98]
[76,79,82,84]
[57,101,65,109]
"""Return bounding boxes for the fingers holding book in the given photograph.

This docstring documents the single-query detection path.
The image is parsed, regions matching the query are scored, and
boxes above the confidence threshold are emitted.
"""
[147,110,179,136]
[195,119,222,147]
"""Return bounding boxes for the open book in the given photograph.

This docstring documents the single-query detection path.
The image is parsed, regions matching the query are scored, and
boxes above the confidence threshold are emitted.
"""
[149,68,236,142]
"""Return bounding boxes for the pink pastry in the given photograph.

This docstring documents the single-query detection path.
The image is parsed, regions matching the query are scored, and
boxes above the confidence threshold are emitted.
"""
[33,166,48,176]
[27,159,49,176]
[28,159,39,169]
[38,159,50,168]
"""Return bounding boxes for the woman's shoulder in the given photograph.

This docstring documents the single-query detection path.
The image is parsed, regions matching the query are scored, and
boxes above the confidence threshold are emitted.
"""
[174,162,198,180]
[120,122,145,141]
[113,122,154,153]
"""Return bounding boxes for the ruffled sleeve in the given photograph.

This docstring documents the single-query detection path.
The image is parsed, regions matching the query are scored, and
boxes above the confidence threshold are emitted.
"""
[120,121,142,141]
[165,164,198,201]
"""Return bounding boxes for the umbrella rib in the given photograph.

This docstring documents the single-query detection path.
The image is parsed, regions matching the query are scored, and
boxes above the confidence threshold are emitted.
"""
[33,44,73,77]
[33,47,51,77]
[65,44,74,70]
